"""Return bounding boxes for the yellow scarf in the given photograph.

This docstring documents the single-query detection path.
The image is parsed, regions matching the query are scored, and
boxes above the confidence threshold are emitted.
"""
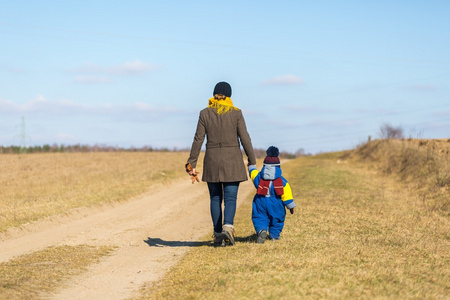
[208,97,240,115]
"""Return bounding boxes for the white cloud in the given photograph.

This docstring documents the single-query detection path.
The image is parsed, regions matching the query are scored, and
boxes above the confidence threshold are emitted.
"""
[261,74,303,86]
[0,96,179,117]
[0,65,23,73]
[305,119,362,128]
[410,84,436,91]
[113,60,158,75]
[68,62,103,73]
[434,110,450,116]
[68,59,160,76]
[55,132,77,141]
[0,95,47,112]
[73,76,114,84]
[354,108,396,115]
[283,105,336,113]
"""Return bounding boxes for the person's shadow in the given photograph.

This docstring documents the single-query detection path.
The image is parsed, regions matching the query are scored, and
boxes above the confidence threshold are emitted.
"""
[144,234,257,248]
[144,237,210,247]
[235,234,257,243]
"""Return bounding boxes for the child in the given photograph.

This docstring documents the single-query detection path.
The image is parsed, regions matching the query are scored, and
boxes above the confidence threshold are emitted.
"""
[248,146,296,243]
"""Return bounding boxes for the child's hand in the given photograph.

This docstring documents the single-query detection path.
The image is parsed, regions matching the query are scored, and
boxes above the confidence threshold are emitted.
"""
[289,208,295,214]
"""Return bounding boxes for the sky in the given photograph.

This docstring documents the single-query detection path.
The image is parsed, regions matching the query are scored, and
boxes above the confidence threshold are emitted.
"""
[1,1,449,154]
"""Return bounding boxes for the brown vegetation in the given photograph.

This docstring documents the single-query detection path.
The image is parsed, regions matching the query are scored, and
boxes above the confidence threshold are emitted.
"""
[137,145,449,299]
[348,138,450,213]
[0,152,191,232]
[0,245,114,299]
[2,140,448,298]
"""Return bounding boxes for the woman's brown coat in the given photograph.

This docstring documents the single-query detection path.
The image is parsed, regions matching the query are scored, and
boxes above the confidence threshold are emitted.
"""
[187,107,256,183]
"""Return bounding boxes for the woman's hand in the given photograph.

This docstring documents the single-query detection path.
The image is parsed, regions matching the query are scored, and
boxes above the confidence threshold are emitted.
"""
[185,163,200,184]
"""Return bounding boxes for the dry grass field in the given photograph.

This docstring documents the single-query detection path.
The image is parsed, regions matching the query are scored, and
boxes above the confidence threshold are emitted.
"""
[1,151,195,299]
[1,140,448,299]
[0,245,115,299]
[0,151,191,232]
[137,140,449,299]
[351,138,449,212]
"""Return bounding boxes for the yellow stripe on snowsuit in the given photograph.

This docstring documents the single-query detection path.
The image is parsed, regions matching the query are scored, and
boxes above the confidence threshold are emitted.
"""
[250,169,259,181]
[281,182,293,203]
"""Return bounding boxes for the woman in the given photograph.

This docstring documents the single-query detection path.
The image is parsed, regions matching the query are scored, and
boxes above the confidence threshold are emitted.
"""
[187,81,256,246]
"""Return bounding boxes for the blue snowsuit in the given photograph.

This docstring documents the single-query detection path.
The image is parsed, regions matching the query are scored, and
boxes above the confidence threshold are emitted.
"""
[249,164,296,239]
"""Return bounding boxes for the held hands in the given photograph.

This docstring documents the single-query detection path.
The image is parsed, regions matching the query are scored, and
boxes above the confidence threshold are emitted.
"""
[185,163,200,184]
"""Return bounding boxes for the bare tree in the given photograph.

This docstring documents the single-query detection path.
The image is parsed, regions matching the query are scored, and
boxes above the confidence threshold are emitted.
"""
[379,123,404,140]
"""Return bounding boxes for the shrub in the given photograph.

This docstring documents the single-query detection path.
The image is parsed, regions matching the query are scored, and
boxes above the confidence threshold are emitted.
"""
[379,123,404,140]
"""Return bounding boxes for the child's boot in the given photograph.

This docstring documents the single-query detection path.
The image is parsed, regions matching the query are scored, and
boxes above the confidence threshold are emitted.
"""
[256,229,267,244]
[221,224,235,246]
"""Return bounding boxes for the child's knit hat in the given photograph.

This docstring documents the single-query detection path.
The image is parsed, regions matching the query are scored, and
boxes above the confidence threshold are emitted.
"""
[264,146,280,165]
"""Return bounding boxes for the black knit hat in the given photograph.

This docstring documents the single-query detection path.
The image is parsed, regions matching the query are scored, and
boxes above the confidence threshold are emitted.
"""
[213,82,232,97]
[264,146,280,165]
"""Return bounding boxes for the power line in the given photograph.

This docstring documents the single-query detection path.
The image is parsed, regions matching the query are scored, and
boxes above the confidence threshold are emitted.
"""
[1,21,449,67]
[248,101,449,135]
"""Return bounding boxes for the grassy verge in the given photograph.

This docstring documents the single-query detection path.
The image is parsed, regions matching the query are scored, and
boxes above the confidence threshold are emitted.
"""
[135,153,449,299]
[0,244,115,299]
[0,152,192,232]
[351,139,449,213]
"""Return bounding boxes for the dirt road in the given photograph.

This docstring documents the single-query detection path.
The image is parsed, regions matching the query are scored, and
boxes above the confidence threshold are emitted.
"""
[0,178,255,299]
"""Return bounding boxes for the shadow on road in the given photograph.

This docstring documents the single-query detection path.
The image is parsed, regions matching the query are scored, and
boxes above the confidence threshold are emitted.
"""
[144,237,210,247]
[144,233,258,248]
